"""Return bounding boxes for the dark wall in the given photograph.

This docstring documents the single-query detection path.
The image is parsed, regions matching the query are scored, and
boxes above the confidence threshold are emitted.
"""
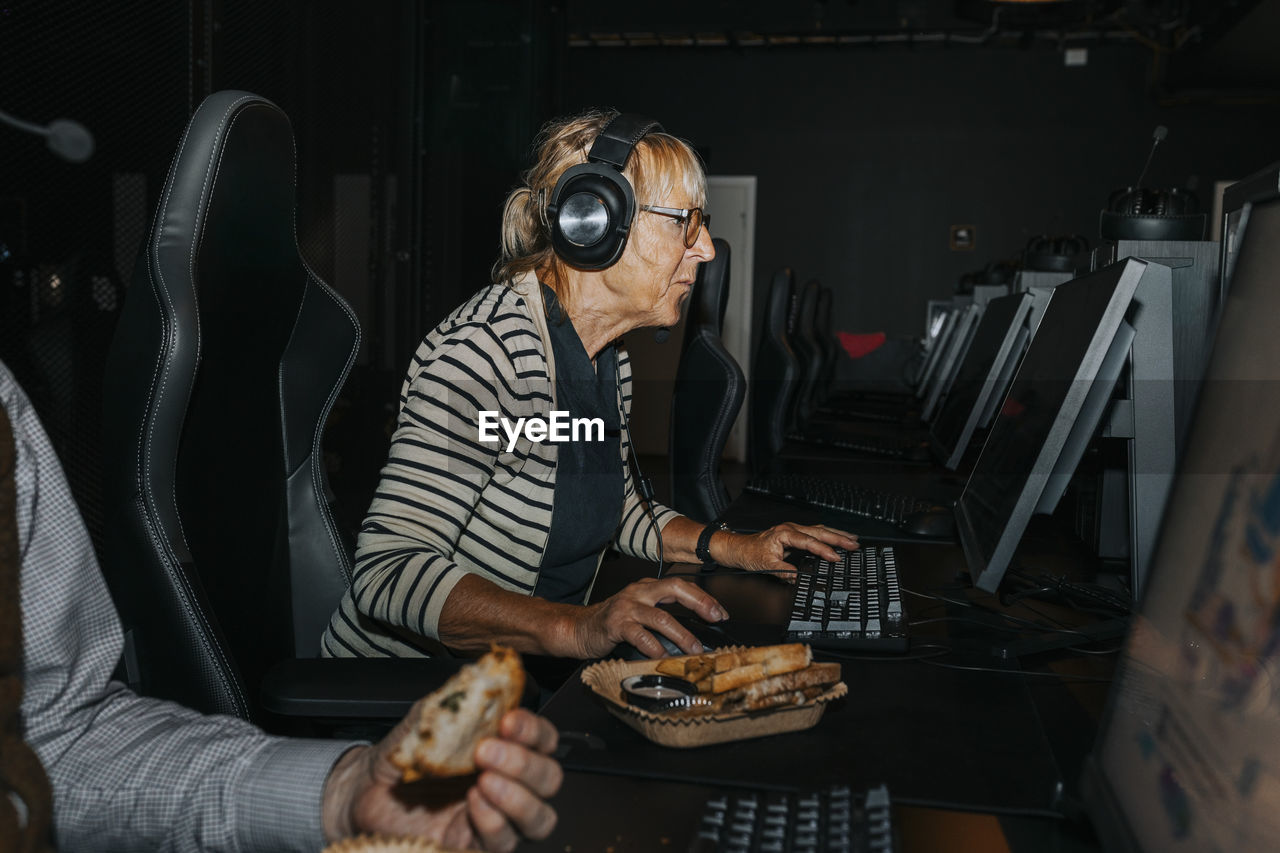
[561,42,1280,342]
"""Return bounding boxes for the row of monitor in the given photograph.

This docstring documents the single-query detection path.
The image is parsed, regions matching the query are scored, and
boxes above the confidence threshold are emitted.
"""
[1085,184,1280,850]
[904,257,1163,595]
[889,171,1280,849]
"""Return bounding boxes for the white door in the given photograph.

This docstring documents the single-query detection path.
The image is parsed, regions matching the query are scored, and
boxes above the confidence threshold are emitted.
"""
[706,176,757,462]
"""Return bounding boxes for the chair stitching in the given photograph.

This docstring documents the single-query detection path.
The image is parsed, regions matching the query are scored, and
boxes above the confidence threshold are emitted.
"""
[141,94,261,715]
[146,94,260,546]
[139,501,251,717]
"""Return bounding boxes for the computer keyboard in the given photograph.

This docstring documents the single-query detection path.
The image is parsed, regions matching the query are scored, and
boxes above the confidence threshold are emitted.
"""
[746,474,940,528]
[688,782,896,853]
[786,431,925,461]
[786,546,908,652]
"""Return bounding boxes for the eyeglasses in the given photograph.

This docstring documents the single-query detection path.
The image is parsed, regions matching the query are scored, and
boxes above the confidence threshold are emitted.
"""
[638,204,710,248]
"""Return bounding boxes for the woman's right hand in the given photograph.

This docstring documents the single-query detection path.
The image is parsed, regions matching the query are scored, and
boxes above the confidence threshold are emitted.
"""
[564,577,729,659]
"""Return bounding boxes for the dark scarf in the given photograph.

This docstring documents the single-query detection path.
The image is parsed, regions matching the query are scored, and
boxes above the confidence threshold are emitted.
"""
[0,405,54,852]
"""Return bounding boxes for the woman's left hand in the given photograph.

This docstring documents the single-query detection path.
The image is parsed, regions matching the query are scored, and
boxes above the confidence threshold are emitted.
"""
[713,524,859,582]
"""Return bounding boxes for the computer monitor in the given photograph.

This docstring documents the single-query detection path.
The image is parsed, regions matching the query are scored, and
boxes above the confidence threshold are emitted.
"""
[1220,160,1279,302]
[978,325,1028,430]
[925,298,952,345]
[921,304,983,422]
[1082,192,1280,851]
[914,308,958,395]
[957,258,1150,593]
[929,293,1033,471]
[1034,319,1135,516]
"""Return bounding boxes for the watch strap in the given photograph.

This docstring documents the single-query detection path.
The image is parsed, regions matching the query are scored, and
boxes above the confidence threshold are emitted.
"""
[696,522,728,566]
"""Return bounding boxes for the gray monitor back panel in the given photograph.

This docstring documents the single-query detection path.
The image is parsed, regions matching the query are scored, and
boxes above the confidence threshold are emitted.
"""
[957,259,1149,594]
[915,309,958,397]
[978,325,1029,431]
[1090,240,1219,459]
[1035,320,1136,515]
[930,293,1033,470]
[921,304,983,422]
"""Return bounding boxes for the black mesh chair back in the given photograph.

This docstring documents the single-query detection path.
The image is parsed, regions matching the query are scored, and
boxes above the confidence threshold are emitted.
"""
[790,279,824,427]
[817,286,838,402]
[669,238,744,521]
[100,91,359,720]
[747,269,799,475]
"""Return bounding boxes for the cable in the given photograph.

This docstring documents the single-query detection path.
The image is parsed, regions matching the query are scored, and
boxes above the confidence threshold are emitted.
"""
[617,363,665,578]
[1065,645,1123,656]
[909,616,1033,634]
[817,643,954,663]
[917,657,1113,683]
[892,796,1067,822]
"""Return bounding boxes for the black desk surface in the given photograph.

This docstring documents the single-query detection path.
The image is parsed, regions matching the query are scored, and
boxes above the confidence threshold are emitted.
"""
[520,520,1115,851]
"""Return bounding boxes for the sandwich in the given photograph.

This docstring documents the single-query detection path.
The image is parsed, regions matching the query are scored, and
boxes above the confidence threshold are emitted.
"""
[650,643,841,715]
[390,645,525,782]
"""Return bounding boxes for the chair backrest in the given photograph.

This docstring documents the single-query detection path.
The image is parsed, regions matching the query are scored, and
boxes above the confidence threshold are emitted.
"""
[100,91,360,719]
[669,238,744,521]
[814,285,840,406]
[747,268,799,475]
[790,279,824,427]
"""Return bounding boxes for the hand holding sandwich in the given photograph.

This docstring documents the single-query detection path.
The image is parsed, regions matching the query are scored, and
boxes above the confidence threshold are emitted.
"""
[322,650,561,853]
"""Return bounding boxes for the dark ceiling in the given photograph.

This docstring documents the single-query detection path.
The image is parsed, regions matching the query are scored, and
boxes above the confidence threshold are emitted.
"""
[564,0,1280,89]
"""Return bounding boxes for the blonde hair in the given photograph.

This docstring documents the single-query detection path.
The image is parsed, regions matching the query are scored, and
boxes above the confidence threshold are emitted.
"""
[491,109,707,286]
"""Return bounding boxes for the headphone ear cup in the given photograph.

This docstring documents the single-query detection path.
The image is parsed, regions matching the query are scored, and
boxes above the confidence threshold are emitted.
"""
[547,163,635,270]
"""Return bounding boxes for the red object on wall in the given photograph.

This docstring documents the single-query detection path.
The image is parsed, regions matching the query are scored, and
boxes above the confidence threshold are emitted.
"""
[837,331,887,360]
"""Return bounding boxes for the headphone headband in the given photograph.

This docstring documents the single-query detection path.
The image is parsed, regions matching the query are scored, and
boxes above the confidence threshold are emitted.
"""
[588,114,664,171]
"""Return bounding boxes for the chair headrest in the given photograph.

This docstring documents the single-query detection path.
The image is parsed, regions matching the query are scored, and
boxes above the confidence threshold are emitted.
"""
[816,286,834,336]
[688,238,731,334]
[796,280,821,341]
[766,268,795,340]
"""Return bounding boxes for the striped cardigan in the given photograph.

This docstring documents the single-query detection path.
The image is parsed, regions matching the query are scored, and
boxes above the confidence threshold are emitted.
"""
[321,273,679,658]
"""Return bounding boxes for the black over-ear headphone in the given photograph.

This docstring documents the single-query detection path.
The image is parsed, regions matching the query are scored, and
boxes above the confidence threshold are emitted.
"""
[546,113,663,270]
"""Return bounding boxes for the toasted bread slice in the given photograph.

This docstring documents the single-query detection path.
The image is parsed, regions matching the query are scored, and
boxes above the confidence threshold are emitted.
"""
[710,662,841,713]
[708,645,812,693]
[391,646,525,782]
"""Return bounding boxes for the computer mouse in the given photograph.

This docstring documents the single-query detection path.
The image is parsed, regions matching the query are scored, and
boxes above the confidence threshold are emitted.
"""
[900,509,956,538]
[612,618,723,661]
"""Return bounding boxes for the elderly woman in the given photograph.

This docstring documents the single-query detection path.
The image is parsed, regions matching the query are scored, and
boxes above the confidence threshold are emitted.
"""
[322,110,856,661]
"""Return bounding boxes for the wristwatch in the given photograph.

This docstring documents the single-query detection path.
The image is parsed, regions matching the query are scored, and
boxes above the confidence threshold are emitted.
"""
[696,521,730,567]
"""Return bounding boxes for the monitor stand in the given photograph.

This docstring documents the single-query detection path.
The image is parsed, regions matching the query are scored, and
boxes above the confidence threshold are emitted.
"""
[1097,262,1176,599]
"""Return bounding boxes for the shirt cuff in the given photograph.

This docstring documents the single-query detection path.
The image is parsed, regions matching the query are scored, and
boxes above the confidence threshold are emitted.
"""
[233,737,365,853]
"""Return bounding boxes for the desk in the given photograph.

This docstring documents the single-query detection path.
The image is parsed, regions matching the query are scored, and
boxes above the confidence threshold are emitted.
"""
[523,772,1101,852]
[522,524,1116,851]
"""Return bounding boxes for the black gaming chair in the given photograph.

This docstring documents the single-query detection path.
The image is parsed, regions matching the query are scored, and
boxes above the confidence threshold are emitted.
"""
[789,279,824,428]
[669,238,744,521]
[815,285,838,408]
[747,269,800,476]
[100,91,454,725]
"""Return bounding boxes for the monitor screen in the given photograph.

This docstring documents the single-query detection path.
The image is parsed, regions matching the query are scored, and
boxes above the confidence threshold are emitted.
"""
[921,304,983,422]
[1220,160,1280,303]
[915,308,958,395]
[978,325,1029,430]
[929,293,1033,470]
[1085,194,1280,851]
[957,259,1148,593]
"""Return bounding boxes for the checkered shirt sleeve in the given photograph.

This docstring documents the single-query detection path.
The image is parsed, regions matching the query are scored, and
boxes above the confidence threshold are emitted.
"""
[4,361,360,852]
